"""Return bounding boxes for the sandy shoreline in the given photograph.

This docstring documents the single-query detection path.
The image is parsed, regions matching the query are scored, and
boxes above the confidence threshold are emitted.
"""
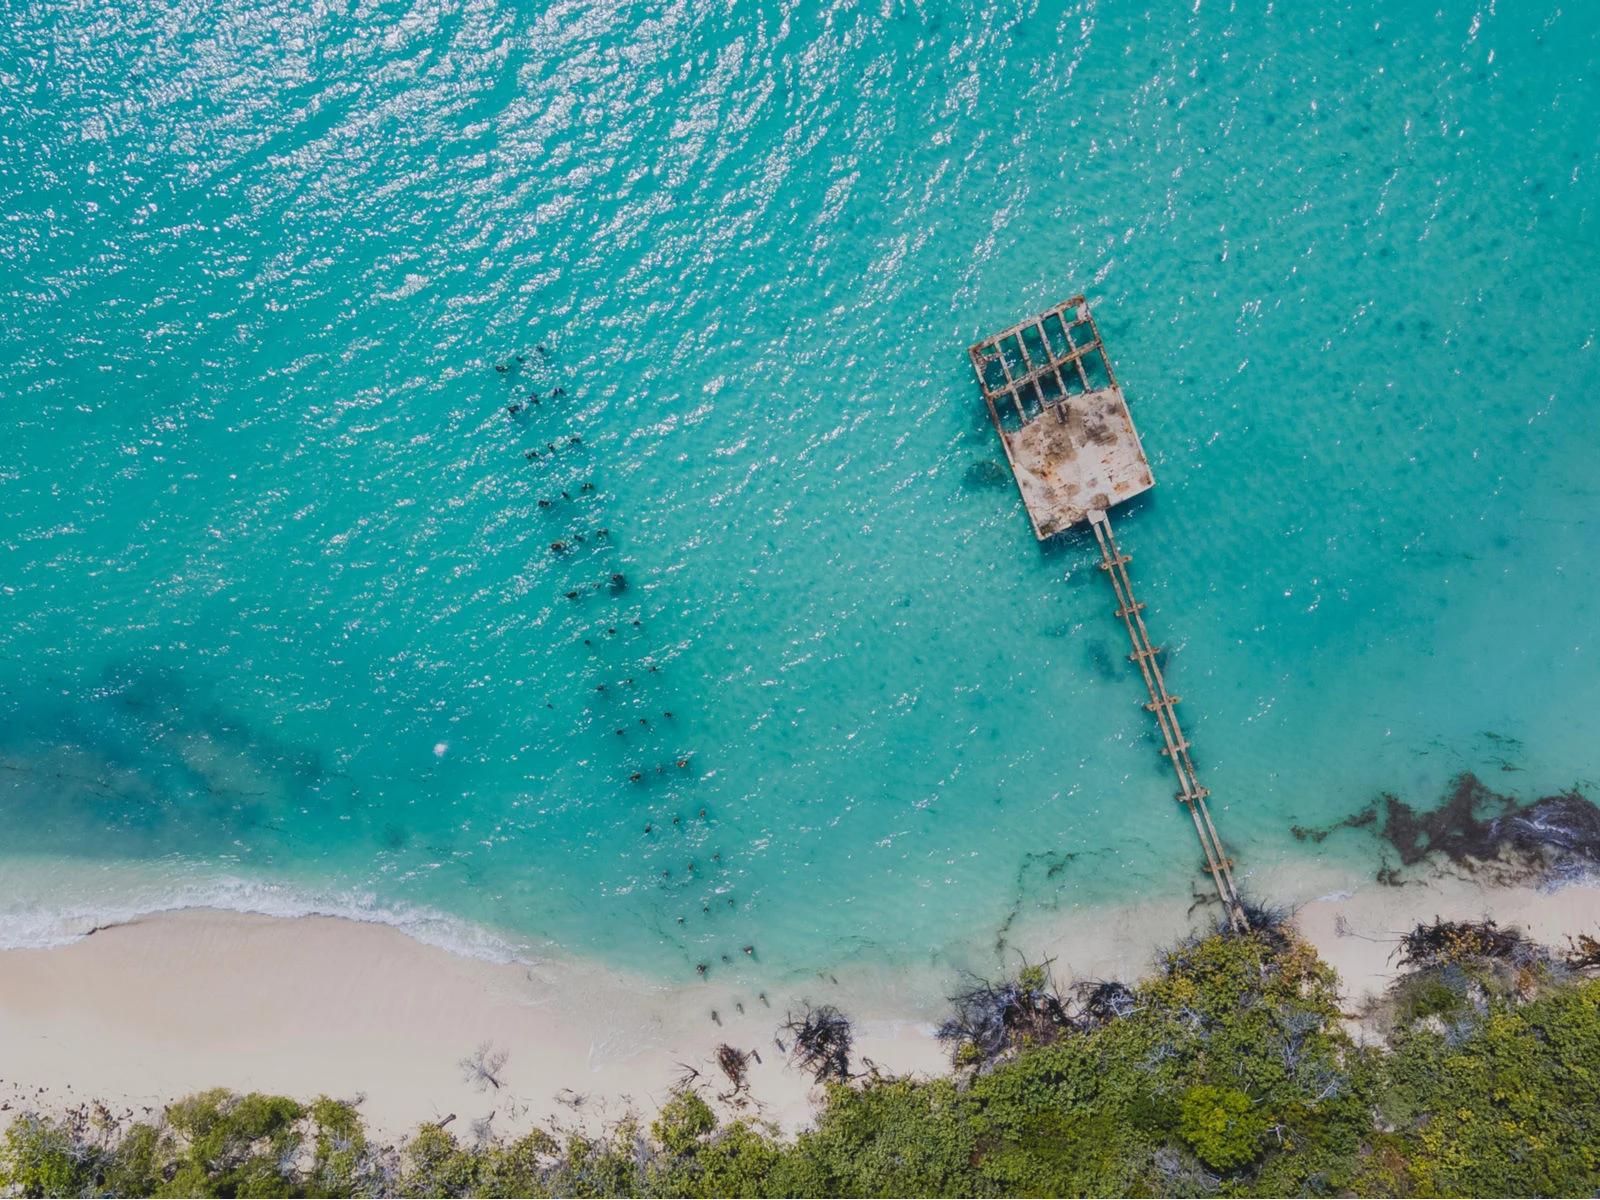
[4,864,1600,1144]
[0,905,954,1141]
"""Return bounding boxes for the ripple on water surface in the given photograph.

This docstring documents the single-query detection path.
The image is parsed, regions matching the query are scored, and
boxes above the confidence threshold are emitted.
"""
[0,0,1596,985]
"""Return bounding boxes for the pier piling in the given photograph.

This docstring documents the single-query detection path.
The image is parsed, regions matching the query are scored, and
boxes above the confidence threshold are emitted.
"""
[969,297,1248,932]
[1089,509,1245,931]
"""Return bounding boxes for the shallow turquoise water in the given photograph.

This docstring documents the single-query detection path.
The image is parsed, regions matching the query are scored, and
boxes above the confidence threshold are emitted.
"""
[1,0,1597,981]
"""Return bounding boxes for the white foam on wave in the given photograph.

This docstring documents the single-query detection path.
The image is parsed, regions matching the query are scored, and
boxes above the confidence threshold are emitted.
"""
[1538,861,1600,894]
[0,860,530,965]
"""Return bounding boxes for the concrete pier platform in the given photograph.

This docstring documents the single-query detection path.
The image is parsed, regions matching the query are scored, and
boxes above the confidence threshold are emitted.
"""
[968,297,1153,538]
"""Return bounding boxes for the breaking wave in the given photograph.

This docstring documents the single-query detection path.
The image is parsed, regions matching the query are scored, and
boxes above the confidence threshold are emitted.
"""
[0,861,527,963]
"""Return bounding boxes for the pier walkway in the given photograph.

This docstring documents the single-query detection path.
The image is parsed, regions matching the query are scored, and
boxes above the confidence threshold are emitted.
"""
[1089,509,1245,931]
[969,296,1248,931]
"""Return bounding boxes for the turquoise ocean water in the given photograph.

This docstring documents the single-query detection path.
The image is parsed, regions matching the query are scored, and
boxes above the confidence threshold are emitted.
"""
[2,0,1597,984]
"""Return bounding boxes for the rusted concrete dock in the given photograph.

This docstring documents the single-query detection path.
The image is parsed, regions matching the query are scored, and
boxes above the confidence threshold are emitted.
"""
[967,298,1154,539]
[969,296,1247,931]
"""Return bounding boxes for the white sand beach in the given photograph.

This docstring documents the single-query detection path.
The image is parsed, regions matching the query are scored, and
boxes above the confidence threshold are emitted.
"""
[4,865,1599,1144]
[0,906,951,1142]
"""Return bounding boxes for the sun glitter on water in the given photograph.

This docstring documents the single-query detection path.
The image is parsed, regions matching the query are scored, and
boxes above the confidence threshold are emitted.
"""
[0,0,1596,986]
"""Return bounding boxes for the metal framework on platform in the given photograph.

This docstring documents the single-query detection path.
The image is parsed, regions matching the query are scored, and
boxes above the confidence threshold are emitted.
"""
[967,297,1154,539]
[969,297,1247,932]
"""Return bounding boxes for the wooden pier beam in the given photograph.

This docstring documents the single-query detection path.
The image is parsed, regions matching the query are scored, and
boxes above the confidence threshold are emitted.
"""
[1088,509,1247,933]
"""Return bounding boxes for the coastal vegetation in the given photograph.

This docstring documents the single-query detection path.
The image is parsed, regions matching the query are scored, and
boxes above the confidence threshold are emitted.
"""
[6,910,1600,1197]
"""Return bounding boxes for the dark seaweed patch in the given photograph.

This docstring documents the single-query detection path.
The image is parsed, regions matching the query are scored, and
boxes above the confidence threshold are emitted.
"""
[1294,773,1600,885]
[964,460,1011,490]
[1290,806,1376,844]
[714,1044,752,1094]
[1085,640,1120,682]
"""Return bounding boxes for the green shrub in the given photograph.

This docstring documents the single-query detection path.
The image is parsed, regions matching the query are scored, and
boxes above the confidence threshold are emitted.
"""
[161,1089,306,1197]
[10,928,1600,1197]
[651,1091,716,1158]
[401,1125,480,1197]
[1178,1084,1267,1171]
[0,1114,101,1198]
